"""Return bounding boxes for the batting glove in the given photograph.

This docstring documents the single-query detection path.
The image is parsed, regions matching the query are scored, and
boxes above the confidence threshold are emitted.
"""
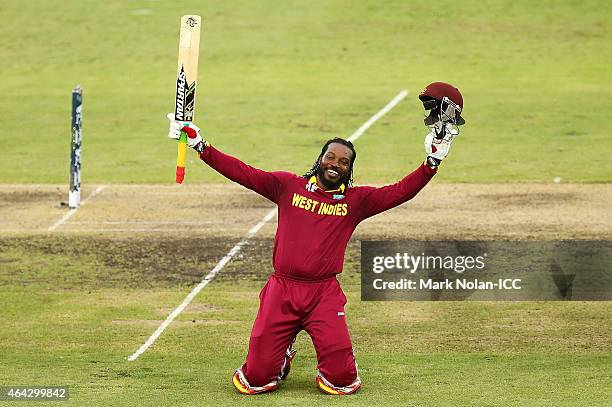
[424,124,458,168]
[167,113,207,153]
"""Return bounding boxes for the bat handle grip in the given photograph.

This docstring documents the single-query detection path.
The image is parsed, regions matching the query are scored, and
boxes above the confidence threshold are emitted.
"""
[176,132,187,184]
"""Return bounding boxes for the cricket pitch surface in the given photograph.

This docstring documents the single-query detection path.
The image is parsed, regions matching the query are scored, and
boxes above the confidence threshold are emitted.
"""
[2,183,611,239]
[0,183,610,406]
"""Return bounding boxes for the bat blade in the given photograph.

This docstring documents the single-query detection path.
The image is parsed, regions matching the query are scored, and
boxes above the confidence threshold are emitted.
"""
[174,15,202,184]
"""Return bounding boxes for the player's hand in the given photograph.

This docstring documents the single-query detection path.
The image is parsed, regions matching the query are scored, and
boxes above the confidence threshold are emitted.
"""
[167,113,183,140]
[424,124,458,167]
[167,113,207,153]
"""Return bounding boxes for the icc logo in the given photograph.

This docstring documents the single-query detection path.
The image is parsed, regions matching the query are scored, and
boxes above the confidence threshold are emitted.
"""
[187,17,198,27]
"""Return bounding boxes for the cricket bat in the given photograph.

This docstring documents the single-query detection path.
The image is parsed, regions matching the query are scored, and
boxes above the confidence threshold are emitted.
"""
[173,15,202,184]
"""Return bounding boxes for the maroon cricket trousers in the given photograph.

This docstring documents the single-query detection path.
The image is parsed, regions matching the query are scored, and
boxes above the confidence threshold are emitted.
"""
[241,274,358,387]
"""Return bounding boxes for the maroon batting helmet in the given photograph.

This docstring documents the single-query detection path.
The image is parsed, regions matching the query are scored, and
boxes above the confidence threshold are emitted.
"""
[419,82,465,125]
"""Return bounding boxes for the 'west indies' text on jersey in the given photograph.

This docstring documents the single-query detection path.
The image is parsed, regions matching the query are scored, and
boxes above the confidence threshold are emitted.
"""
[201,146,436,281]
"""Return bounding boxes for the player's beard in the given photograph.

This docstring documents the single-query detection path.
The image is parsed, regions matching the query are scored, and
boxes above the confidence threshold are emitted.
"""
[317,164,347,190]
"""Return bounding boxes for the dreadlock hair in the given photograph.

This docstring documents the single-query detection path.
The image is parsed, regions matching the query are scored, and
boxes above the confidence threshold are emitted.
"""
[303,138,357,187]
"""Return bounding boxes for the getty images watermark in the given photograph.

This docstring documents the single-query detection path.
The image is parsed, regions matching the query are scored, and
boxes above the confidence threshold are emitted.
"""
[361,241,612,301]
[371,251,523,290]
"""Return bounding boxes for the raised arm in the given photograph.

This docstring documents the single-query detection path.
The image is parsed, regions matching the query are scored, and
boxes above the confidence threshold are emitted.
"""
[355,121,462,220]
[355,163,436,220]
[200,145,291,203]
[168,116,290,202]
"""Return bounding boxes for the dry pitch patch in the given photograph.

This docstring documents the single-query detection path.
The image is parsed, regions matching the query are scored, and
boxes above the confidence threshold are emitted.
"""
[1,183,610,239]
[0,182,610,287]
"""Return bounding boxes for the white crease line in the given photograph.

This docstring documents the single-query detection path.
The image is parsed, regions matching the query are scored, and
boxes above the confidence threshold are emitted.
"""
[103,191,254,196]
[63,228,263,233]
[347,90,408,142]
[47,187,104,231]
[0,184,66,189]
[127,90,409,361]
[127,208,277,361]
[131,192,253,199]
[70,220,228,225]
[48,186,105,232]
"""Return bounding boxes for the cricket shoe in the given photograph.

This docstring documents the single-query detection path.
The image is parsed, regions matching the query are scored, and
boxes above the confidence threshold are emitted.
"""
[232,368,279,395]
[315,371,362,395]
[278,344,297,381]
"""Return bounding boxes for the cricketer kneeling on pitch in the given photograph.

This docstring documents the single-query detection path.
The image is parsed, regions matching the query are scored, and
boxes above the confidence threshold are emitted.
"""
[167,82,465,395]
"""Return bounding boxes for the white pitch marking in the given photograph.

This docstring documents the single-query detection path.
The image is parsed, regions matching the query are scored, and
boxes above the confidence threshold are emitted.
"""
[48,186,105,232]
[113,191,253,196]
[127,208,277,361]
[127,90,409,361]
[70,220,227,225]
[53,228,260,233]
[347,90,408,142]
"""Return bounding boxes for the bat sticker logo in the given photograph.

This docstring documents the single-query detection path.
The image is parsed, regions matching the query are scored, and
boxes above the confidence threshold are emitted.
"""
[175,65,197,121]
[186,17,198,27]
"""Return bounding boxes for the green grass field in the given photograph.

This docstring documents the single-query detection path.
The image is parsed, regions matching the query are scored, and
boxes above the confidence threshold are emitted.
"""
[1,237,610,406]
[0,1,611,406]
[1,0,610,183]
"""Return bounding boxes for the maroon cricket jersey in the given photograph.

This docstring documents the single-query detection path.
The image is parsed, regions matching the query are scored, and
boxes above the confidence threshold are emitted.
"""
[201,146,436,281]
